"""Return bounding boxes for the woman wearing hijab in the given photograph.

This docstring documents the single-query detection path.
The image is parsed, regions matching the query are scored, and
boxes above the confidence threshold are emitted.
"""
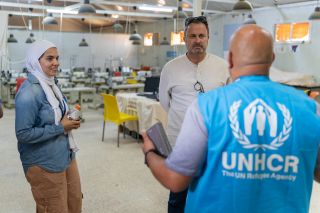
[15,40,82,213]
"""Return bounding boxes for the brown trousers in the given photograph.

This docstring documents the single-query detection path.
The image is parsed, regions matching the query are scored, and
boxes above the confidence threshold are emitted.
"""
[26,159,82,213]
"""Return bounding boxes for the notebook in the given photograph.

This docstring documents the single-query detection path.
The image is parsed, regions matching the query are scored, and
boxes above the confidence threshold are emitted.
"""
[146,122,172,158]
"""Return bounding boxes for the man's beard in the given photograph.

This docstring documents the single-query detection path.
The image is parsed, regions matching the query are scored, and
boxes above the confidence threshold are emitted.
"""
[191,45,205,54]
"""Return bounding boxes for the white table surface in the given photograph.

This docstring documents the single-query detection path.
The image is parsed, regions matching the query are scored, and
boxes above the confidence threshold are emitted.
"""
[116,92,167,132]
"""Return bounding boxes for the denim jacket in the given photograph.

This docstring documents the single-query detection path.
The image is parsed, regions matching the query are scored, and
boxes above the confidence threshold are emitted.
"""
[15,73,73,174]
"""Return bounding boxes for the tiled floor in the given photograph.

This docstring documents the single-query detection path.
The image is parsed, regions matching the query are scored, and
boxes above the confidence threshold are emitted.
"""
[0,108,319,212]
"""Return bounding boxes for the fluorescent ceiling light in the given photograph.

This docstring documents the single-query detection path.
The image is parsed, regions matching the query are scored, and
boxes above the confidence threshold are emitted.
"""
[182,3,190,8]
[47,9,78,15]
[158,0,166,6]
[116,5,123,11]
[111,14,119,18]
[138,5,173,13]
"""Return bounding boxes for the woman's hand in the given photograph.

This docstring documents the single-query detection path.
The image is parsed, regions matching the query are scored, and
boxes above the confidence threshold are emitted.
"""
[60,114,81,132]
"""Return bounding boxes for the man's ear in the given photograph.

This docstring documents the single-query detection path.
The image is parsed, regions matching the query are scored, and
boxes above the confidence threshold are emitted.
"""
[272,52,275,63]
[228,51,233,69]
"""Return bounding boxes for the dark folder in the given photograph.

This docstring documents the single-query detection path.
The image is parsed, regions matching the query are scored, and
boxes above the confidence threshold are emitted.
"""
[146,122,172,158]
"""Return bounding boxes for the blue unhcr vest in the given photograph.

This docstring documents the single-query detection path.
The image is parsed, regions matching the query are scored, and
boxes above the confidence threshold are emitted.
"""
[186,75,320,213]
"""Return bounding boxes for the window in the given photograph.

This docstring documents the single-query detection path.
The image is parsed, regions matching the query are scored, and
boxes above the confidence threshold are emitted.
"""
[170,31,185,45]
[153,33,160,46]
[275,22,310,43]
[144,33,153,46]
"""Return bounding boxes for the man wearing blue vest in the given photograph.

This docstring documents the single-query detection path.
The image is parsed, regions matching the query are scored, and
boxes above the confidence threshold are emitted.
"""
[142,24,320,213]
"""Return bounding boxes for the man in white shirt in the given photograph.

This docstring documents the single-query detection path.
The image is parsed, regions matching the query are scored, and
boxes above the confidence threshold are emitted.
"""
[158,16,229,213]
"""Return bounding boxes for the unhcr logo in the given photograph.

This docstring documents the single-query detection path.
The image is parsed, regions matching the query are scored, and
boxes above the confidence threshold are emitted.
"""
[228,99,292,150]
[222,99,298,181]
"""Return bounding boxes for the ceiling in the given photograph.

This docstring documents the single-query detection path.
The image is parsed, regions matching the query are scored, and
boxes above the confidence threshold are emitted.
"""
[2,0,316,32]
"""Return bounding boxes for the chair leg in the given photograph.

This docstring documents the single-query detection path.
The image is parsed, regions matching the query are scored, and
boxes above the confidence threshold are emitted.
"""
[117,125,120,148]
[136,121,140,143]
[123,122,126,139]
[102,121,106,142]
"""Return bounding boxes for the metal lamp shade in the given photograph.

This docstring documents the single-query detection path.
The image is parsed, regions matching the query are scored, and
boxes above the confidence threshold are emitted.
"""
[160,37,170,45]
[129,32,142,41]
[7,34,18,43]
[173,7,188,19]
[309,7,320,20]
[42,13,58,25]
[233,0,253,11]
[78,0,96,14]
[112,23,123,31]
[243,14,256,25]
[132,40,141,45]
[26,33,35,43]
[79,38,89,47]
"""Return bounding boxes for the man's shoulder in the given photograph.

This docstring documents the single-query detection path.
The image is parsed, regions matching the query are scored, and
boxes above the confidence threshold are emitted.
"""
[206,53,227,64]
[199,84,227,101]
[161,55,187,76]
[164,55,187,67]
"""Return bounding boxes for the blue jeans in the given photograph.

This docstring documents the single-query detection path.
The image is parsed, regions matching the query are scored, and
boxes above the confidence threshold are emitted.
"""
[168,189,188,213]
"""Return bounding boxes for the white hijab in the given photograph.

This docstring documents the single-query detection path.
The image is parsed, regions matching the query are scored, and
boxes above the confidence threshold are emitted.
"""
[26,40,65,125]
[26,40,79,152]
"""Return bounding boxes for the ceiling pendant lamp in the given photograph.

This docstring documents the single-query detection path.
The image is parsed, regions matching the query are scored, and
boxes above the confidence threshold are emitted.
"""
[160,37,170,45]
[113,23,124,31]
[132,40,141,45]
[129,31,142,41]
[79,38,89,47]
[160,18,170,45]
[129,22,142,41]
[42,13,58,25]
[26,33,35,43]
[78,0,96,14]
[173,0,188,19]
[309,0,320,20]
[233,0,253,12]
[243,14,256,25]
[309,7,320,20]
[7,34,18,43]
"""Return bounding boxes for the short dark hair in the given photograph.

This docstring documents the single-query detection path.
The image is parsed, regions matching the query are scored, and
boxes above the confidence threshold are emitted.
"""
[184,16,209,37]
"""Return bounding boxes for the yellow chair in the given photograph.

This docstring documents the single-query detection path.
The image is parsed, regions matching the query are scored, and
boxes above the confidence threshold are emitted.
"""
[101,93,139,147]
[126,78,138,84]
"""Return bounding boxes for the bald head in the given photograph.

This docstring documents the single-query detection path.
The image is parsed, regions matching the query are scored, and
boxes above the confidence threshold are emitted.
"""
[228,25,275,80]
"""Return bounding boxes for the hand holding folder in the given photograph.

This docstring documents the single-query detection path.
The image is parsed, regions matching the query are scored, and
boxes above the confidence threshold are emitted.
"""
[146,122,172,158]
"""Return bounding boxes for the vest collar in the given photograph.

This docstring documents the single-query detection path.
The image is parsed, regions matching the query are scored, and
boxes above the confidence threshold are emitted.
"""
[236,75,269,82]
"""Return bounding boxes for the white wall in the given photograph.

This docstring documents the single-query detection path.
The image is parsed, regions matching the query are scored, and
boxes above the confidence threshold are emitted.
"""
[6,30,138,72]
[137,19,187,69]
[208,3,320,74]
